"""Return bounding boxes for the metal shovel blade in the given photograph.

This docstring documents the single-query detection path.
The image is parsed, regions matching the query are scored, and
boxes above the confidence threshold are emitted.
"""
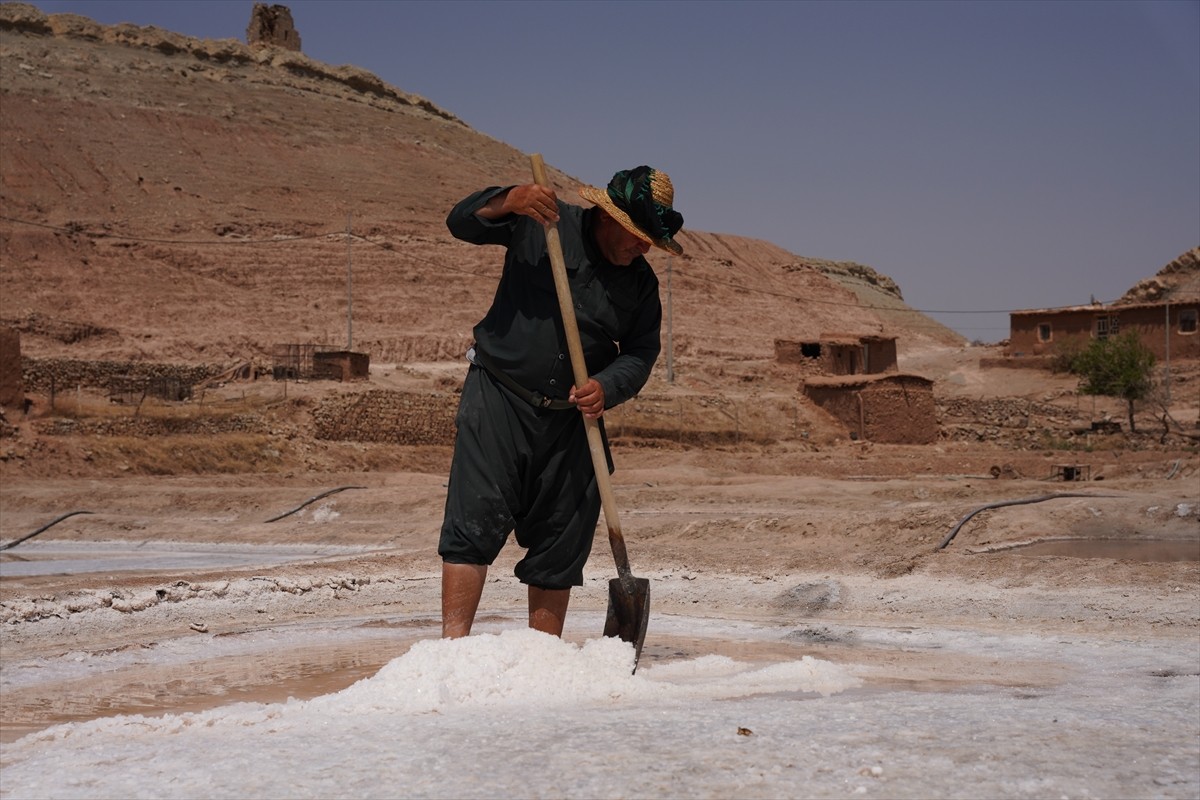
[604,575,650,672]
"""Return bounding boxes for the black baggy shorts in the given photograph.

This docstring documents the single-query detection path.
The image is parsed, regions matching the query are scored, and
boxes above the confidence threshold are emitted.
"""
[438,365,606,590]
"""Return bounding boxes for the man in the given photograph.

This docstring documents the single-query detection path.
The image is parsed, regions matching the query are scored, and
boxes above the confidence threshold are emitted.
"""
[439,165,685,639]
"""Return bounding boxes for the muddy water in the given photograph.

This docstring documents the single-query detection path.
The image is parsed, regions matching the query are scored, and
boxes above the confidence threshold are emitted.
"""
[0,623,435,744]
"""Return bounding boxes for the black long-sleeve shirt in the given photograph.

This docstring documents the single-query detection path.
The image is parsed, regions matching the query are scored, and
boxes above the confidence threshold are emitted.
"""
[446,187,662,409]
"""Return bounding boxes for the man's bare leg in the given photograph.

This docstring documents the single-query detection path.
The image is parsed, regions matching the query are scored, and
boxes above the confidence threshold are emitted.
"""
[528,585,571,636]
[442,562,487,638]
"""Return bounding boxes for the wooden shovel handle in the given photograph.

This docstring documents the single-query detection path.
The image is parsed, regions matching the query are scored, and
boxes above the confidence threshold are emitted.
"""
[529,154,632,579]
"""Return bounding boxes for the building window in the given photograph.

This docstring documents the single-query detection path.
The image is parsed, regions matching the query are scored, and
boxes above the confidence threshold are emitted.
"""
[1181,309,1198,334]
[1096,315,1119,339]
[1037,323,1052,342]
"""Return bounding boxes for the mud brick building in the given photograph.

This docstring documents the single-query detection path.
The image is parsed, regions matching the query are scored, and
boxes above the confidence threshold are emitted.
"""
[803,373,936,444]
[1007,301,1199,360]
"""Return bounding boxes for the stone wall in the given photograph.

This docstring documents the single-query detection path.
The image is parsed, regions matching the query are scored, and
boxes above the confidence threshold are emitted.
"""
[979,356,1056,370]
[313,390,457,445]
[0,327,22,409]
[938,395,1083,445]
[606,392,806,445]
[311,389,818,447]
[22,358,220,396]
[36,414,268,437]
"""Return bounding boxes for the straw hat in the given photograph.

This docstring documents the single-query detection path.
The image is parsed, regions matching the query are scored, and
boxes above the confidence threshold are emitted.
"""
[579,166,684,255]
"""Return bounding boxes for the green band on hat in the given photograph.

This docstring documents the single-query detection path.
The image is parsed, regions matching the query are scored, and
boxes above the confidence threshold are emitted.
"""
[606,167,684,244]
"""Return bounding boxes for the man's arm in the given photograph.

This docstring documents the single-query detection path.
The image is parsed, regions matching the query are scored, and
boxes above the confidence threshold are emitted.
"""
[446,184,561,246]
[475,184,559,224]
[586,281,663,414]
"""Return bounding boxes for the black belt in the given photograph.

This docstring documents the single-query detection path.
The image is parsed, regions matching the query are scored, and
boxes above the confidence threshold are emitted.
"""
[468,346,575,411]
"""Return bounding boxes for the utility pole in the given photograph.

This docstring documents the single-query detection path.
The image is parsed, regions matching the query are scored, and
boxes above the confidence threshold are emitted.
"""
[1164,299,1170,402]
[346,213,353,351]
[666,255,674,383]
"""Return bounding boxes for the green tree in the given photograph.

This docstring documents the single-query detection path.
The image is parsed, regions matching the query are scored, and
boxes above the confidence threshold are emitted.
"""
[1068,331,1156,433]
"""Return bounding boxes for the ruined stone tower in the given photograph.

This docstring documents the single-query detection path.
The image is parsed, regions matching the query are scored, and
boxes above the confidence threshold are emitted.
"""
[246,3,301,51]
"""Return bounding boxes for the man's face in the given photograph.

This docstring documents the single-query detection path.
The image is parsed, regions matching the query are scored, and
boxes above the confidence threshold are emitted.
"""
[594,210,651,266]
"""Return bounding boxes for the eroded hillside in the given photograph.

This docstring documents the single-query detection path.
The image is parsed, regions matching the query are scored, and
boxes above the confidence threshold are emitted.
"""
[0,1,962,375]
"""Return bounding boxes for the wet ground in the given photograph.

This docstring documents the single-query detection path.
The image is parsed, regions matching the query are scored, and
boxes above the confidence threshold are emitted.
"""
[994,538,1198,562]
[1,466,1196,798]
[2,607,1197,799]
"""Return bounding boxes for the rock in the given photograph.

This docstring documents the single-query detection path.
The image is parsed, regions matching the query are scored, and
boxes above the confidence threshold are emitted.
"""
[0,3,52,34]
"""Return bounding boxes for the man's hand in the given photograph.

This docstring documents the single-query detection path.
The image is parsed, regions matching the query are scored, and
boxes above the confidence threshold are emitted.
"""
[570,378,605,419]
[476,184,559,224]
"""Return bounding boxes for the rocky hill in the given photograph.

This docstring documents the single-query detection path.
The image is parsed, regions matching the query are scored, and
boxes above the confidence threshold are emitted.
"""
[0,1,962,378]
[1116,247,1200,305]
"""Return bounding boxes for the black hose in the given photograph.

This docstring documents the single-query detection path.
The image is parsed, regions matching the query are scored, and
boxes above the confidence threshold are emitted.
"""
[0,485,370,549]
[936,493,1119,550]
[264,486,367,523]
[1,511,94,551]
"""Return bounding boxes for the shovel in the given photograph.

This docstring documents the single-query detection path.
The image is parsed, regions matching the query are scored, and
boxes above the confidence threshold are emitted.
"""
[530,154,651,672]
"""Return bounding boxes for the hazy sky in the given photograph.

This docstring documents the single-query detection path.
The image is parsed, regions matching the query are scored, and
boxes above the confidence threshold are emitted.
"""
[27,0,1200,341]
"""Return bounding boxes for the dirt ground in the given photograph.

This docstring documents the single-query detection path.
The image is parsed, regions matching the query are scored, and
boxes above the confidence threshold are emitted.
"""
[2,347,1197,745]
